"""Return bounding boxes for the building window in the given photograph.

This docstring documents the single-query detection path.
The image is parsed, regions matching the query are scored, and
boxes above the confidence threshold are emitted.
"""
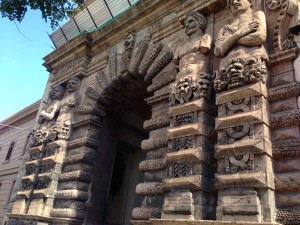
[5,142,15,160]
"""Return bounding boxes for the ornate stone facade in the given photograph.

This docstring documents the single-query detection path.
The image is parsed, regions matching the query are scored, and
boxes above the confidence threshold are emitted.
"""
[6,0,300,224]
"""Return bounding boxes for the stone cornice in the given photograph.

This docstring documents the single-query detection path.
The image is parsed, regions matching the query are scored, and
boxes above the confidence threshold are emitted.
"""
[0,100,40,131]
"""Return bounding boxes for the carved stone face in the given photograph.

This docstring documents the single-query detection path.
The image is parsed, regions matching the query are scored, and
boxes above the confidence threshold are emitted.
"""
[185,15,201,36]
[228,0,251,16]
[66,77,79,93]
[124,32,135,50]
[49,85,65,100]
[58,124,71,140]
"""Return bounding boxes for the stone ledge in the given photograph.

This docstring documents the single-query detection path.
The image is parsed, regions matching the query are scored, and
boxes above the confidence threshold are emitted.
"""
[131,219,281,225]
[163,175,209,191]
[169,99,210,116]
[215,139,272,158]
[216,82,267,105]
[215,172,275,189]
[166,148,210,164]
[215,110,268,130]
[168,124,207,139]
[136,182,163,195]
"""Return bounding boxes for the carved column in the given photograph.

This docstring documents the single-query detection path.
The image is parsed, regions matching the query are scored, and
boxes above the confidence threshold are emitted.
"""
[132,93,169,220]
[214,82,276,222]
[163,96,215,220]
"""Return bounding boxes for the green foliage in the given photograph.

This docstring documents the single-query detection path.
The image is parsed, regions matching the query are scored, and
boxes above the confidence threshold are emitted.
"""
[0,0,79,29]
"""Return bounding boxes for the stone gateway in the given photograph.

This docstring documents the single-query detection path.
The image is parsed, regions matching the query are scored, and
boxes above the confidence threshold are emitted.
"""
[5,0,300,225]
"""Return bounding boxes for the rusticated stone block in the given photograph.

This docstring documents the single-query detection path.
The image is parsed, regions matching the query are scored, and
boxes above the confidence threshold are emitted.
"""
[144,116,170,131]
[142,137,168,151]
[270,97,297,113]
[273,139,300,159]
[64,152,95,165]
[139,158,166,172]
[169,99,210,116]
[163,175,209,191]
[168,124,208,139]
[270,109,300,130]
[216,109,269,130]
[147,148,168,160]
[216,82,267,105]
[59,171,92,182]
[58,181,89,191]
[54,200,85,209]
[63,163,93,173]
[50,208,86,219]
[11,199,26,214]
[55,190,89,201]
[166,148,210,164]
[268,82,300,102]
[27,198,45,216]
[275,172,300,191]
[145,171,167,182]
[272,126,300,142]
[215,138,272,158]
[136,182,163,195]
[216,172,275,189]
[132,207,161,220]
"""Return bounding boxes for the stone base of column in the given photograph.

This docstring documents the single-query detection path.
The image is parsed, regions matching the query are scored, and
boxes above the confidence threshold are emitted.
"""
[131,220,281,225]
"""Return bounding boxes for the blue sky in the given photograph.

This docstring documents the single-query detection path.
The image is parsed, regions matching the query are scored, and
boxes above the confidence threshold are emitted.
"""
[0,10,60,122]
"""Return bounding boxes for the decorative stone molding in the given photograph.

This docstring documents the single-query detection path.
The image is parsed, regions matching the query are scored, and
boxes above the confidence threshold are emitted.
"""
[268,82,300,102]
[270,109,300,129]
[276,209,300,225]
[143,116,170,131]
[273,139,300,159]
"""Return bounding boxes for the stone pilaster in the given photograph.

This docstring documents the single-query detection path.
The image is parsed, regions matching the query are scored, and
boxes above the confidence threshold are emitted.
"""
[215,82,276,222]
[132,92,170,221]
[161,98,215,220]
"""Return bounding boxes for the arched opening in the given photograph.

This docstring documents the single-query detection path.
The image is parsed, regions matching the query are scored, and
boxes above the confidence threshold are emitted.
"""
[86,80,151,225]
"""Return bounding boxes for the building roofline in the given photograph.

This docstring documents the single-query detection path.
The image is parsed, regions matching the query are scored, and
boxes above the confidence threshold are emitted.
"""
[0,100,41,130]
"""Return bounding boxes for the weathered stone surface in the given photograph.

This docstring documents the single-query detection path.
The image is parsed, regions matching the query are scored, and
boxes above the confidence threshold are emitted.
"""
[215,139,272,158]
[59,171,92,182]
[166,148,210,164]
[132,207,161,220]
[216,172,275,189]
[136,182,163,195]
[216,110,268,130]
[50,209,86,220]
[55,190,89,201]
[144,116,170,131]
[168,124,208,139]
[268,82,300,102]
[139,158,166,172]
[275,172,300,191]
[169,99,210,116]
[163,175,209,191]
